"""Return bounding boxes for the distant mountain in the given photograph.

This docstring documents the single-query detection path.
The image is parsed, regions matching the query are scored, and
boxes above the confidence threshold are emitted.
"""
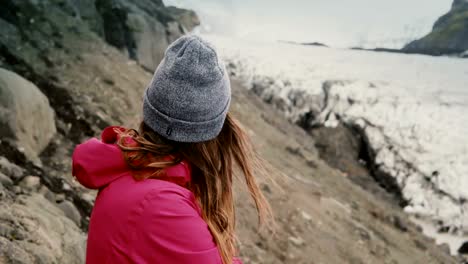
[403,0,468,56]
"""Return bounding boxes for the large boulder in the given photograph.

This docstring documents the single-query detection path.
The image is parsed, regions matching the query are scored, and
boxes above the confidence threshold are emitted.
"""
[0,68,56,163]
[403,0,468,55]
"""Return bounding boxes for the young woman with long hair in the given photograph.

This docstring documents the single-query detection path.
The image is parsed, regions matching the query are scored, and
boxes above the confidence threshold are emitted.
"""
[72,35,272,264]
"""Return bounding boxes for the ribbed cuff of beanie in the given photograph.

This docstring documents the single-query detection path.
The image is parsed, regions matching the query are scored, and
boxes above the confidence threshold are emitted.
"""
[143,89,230,143]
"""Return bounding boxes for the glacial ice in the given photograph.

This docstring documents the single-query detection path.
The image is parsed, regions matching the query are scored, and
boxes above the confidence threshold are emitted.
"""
[207,35,468,234]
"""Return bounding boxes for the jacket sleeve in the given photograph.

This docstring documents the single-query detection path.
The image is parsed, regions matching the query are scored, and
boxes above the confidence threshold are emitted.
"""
[72,126,129,189]
[130,186,242,264]
[71,138,127,189]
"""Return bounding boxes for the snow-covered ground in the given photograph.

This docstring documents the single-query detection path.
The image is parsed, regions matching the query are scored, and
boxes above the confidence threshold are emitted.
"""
[206,35,468,249]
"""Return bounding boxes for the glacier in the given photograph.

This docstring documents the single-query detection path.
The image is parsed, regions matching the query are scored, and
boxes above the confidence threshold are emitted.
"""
[206,36,468,238]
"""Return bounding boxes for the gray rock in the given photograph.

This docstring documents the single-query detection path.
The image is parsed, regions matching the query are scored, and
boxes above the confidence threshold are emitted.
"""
[57,200,82,227]
[0,156,24,181]
[80,192,96,205]
[39,185,57,203]
[0,68,56,163]
[62,182,72,191]
[55,193,66,203]
[0,172,13,187]
[13,186,22,195]
[19,176,41,192]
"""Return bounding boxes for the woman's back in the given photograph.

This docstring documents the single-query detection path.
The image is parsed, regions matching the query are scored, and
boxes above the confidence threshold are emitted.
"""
[73,127,224,263]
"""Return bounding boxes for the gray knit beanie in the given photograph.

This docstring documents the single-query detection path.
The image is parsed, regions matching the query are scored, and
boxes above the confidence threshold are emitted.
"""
[143,35,231,143]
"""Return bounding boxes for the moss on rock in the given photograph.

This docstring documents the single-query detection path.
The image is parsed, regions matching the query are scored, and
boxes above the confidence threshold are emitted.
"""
[403,1,468,55]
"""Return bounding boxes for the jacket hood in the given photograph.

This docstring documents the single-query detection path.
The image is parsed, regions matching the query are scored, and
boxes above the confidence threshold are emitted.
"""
[72,126,191,189]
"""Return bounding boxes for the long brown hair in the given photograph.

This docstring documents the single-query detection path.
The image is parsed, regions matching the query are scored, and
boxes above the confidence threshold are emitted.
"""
[117,113,272,264]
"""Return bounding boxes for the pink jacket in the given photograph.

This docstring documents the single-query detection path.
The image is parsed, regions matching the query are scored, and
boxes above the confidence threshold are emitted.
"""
[72,126,242,264]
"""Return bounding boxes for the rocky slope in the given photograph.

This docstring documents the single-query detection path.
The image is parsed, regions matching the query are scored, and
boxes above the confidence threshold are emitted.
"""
[0,1,460,263]
[0,0,197,262]
[403,0,468,56]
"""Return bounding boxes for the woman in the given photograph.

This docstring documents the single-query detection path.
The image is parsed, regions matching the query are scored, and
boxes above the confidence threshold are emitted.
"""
[72,35,272,264]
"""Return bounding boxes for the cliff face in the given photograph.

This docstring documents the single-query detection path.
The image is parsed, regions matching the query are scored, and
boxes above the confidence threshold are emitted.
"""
[0,0,200,73]
[403,0,468,56]
[94,0,200,70]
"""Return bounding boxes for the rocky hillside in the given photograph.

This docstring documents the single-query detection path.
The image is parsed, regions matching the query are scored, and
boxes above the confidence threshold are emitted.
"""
[0,1,461,263]
[0,0,198,262]
[1,0,199,72]
[403,0,468,56]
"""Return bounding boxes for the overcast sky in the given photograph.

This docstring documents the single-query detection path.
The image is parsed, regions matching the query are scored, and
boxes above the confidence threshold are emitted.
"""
[163,0,452,48]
